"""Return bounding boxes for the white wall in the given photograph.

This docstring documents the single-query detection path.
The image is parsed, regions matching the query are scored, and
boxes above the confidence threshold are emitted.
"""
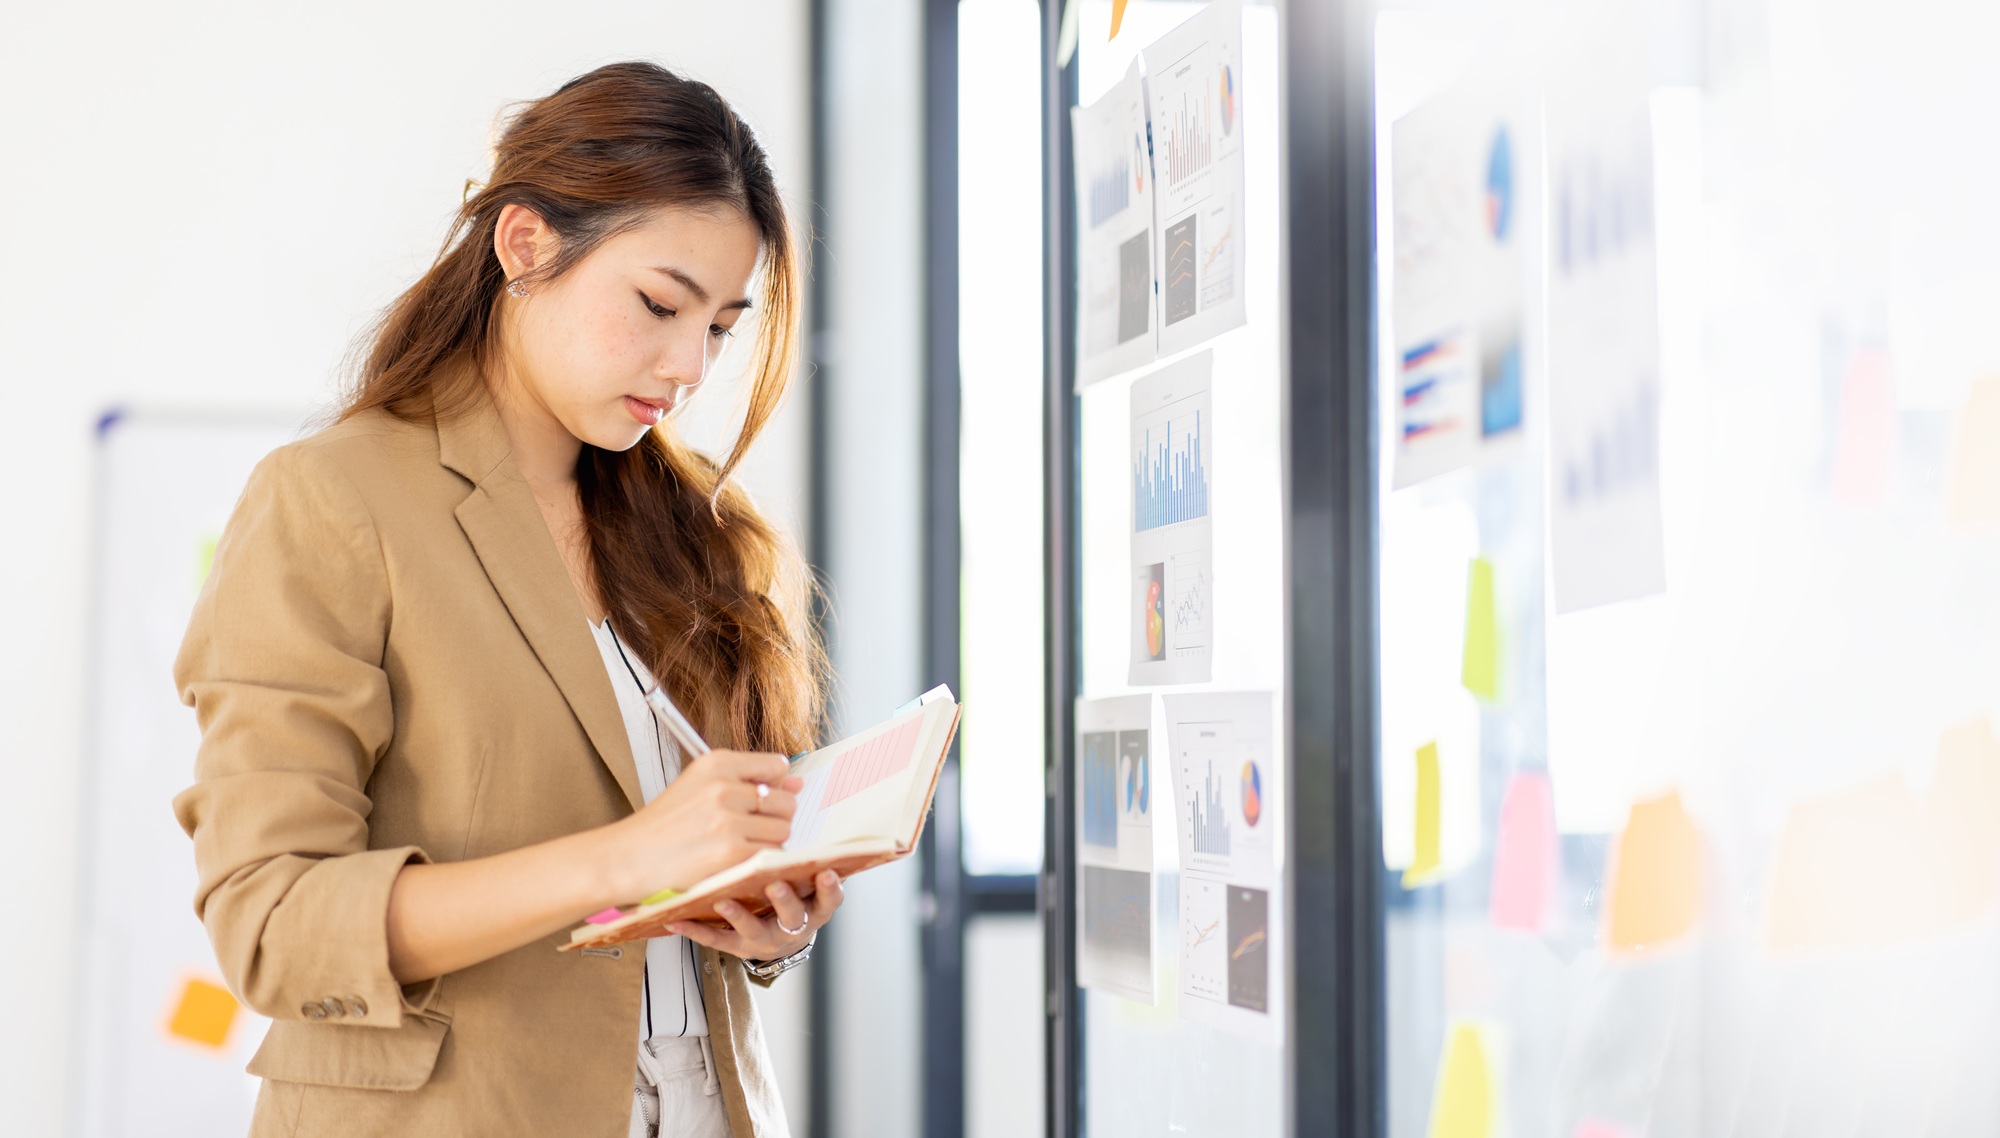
[818,2,929,1137]
[0,4,814,1133]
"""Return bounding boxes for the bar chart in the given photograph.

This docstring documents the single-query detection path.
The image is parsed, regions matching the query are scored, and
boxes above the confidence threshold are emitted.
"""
[1187,759,1233,857]
[1133,408,1210,531]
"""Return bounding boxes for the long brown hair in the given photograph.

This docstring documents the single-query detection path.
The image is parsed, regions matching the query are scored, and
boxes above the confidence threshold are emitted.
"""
[343,61,823,755]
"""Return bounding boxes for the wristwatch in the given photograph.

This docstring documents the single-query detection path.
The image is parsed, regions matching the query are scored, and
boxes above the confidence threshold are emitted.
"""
[743,938,814,983]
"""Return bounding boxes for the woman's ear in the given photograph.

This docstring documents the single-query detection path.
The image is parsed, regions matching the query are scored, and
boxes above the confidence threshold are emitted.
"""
[493,203,558,284]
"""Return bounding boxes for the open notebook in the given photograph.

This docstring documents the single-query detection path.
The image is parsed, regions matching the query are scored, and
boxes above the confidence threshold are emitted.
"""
[565,689,961,950]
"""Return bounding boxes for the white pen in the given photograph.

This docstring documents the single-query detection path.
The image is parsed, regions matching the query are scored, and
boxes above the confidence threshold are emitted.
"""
[641,685,773,806]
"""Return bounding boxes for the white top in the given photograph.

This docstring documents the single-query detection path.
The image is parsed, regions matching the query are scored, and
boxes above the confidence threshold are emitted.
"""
[588,619,710,1041]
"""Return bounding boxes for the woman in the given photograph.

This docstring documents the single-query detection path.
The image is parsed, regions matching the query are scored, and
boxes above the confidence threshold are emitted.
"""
[173,62,837,1138]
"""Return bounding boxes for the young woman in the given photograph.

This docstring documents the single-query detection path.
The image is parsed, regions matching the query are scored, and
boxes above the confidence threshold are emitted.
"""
[174,62,837,1138]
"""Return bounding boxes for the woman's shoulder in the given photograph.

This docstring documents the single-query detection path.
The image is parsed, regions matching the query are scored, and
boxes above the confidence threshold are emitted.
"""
[247,405,449,524]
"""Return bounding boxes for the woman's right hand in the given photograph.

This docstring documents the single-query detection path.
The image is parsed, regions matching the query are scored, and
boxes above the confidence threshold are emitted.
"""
[598,750,801,903]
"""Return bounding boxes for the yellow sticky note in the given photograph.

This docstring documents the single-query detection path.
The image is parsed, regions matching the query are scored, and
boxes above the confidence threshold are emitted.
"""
[195,533,219,589]
[1110,0,1132,40]
[1403,742,1442,888]
[1605,790,1701,953]
[166,976,239,1049]
[1947,375,2000,529]
[1426,1022,1497,1138]
[1461,558,1499,701]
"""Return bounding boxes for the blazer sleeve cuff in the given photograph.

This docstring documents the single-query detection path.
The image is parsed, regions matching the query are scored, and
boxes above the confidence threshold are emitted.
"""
[277,845,435,1029]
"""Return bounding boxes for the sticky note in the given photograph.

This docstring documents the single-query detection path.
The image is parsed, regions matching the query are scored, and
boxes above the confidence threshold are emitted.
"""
[585,907,625,925]
[1947,375,2000,528]
[1426,1021,1497,1138]
[1828,347,1895,505]
[1461,558,1499,701]
[1765,772,1951,949]
[1573,1121,1638,1138]
[641,887,681,907]
[166,976,239,1049]
[1110,0,1132,40]
[195,533,219,589]
[1605,789,1701,952]
[1489,771,1557,932]
[1403,742,1442,888]
[1925,717,2000,924]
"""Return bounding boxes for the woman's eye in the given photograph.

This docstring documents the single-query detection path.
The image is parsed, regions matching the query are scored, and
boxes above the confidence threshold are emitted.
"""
[639,292,673,318]
[709,324,734,340]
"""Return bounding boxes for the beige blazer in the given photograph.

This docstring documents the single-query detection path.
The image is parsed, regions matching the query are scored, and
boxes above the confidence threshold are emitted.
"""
[173,385,789,1137]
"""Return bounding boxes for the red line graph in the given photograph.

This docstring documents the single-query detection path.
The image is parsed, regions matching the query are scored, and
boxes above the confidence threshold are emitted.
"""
[820,718,925,807]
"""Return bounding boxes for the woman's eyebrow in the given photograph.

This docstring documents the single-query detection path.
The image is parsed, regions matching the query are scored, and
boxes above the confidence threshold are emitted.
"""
[650,265,754,311]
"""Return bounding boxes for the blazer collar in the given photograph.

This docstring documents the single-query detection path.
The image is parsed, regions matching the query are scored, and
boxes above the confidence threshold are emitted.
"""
[435,369,645,813]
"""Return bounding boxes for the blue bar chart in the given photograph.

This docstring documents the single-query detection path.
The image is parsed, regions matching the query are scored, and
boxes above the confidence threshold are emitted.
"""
[1133,409,1210,531]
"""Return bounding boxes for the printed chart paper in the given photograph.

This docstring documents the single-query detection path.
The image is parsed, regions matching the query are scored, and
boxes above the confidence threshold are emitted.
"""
[1391,82,1530,488]
[1129,352,1215,686]
[1545,85,1666,611]
[1073,59,1159,388]
[1165,691,1282,1044]
[1076,694,1157,1002]
[1143,0,1248,355]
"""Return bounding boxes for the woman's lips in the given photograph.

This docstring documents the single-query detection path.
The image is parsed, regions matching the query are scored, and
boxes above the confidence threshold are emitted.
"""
[625,395,669,426]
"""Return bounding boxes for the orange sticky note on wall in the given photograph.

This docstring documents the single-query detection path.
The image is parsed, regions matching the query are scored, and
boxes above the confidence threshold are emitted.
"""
[166,976,240,1049]
[1426,1022,1498,1138]
[1461,558,1500,701]
[1947,375,2000,528]
[1110,0,1132,39]
[1764,773,1947,950]
[1489,771,1557,932]
[1925,717,2000,925]
[1605,790,1701,952]
[1403,742,1443,888]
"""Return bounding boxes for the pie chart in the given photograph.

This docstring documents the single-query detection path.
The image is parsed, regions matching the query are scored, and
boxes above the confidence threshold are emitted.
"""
[1241,760,1262,827]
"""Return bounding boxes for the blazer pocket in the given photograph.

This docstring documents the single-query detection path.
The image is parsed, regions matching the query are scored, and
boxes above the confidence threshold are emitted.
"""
[247,1013,450,1092]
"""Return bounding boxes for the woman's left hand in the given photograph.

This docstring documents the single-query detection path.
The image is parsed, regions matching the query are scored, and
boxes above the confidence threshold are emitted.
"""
[667,870,844,962]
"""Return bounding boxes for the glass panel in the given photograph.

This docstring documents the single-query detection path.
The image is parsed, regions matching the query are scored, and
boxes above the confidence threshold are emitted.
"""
[959,0,1048,877]
[1377,3,2000,1136]
[1074,3,1285,1135]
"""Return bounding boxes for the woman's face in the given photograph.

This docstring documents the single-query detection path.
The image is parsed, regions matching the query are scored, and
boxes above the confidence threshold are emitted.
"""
[501,204,762,453]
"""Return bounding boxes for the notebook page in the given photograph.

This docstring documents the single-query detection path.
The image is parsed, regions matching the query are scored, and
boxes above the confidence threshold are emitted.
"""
[783,705,934,851]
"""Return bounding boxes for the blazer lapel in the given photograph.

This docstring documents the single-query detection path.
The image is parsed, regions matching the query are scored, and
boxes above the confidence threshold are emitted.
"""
[435,379,645,813]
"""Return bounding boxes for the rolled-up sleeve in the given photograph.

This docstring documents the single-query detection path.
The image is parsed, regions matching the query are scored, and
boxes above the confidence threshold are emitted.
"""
[172,442,431,1028]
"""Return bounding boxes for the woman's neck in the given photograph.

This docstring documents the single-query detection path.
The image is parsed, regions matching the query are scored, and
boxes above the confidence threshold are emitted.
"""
[485,359,583,495]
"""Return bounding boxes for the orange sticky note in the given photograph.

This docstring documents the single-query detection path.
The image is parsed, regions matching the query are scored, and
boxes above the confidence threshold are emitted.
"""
[1426,1021,1498,1138]
[1110,0,1132,39]
[1925,717,2000,925]
[1489,771,1557,932]
[1947,375,2000,529]
[166,976,239,1049]
[1765,768,1962,950]
[1605,790,1701,953]
[1828,347,1896,505]
[1403,742,1443,888]
[1461,558,1500,702]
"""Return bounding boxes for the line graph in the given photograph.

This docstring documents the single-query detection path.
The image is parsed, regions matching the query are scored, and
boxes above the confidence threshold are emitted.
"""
[1164,215,1197,324]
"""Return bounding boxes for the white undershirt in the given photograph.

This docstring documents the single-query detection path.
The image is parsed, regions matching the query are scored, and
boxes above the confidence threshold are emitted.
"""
[588,619,710,1041]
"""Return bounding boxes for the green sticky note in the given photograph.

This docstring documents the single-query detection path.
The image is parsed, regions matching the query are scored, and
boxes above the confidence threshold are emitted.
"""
[1403,742,1442,888]
[1461,557,1499,701]
[640,887,681,907]
[195,533,219,590]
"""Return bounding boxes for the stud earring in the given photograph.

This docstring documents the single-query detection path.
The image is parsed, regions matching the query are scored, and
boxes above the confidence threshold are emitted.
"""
[507,279,529,299]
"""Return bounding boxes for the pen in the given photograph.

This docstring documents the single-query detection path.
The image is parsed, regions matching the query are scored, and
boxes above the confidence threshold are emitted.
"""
[641,684,772,806]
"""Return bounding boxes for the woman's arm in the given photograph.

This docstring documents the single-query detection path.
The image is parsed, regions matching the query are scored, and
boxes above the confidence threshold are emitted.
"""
[384,749,801,983]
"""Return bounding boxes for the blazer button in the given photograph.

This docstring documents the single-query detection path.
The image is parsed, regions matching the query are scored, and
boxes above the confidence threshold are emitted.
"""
[320,998,347,1019]
[703,961,714,975]
[302,1002,328,1021]
[345,997,369,1019]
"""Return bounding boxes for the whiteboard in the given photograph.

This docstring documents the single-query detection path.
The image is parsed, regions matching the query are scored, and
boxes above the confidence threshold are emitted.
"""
[72,409,303,1137]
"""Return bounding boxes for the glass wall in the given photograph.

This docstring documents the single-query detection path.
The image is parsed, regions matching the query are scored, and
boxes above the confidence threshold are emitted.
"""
[1376,1,2000,1134]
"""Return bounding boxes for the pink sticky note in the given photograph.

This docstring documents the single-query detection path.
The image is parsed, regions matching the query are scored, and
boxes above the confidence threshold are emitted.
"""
[585,908,625,925]
[1574,1120,1638,1138]
[1829,347,1896,506]
[1489,771,1557,932]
